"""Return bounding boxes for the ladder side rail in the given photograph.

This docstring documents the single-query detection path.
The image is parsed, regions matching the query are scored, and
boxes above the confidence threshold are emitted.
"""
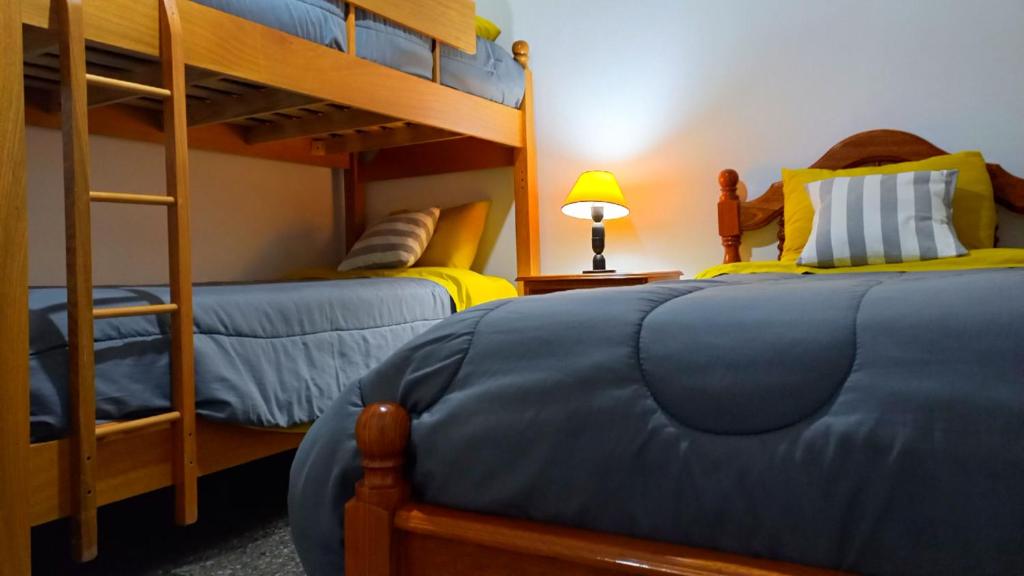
[160,0,199,527]
[58,0,100,562]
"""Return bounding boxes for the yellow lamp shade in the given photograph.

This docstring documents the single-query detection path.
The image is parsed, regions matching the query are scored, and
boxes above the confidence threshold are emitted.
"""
[561,171,630,220]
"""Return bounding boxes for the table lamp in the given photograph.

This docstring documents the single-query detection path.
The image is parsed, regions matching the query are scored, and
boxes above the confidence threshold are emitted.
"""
[561,171,630,274]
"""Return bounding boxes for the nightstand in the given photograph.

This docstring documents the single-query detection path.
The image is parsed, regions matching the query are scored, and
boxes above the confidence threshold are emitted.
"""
[516,271,682,296]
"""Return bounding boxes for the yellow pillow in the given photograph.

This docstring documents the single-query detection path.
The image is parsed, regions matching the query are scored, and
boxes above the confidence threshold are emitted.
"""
[475,16,501,42]
[780,151,997,262]
[415,200,491,269]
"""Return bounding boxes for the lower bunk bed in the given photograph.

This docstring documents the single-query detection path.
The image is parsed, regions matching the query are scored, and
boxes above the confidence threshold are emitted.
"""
[28,269,515,529]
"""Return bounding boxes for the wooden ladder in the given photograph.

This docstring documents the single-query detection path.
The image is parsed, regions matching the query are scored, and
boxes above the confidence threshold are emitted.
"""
[57,0,197,562]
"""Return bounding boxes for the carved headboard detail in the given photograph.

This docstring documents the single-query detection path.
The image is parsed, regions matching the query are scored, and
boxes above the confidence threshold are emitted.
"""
[717,129,1024,263]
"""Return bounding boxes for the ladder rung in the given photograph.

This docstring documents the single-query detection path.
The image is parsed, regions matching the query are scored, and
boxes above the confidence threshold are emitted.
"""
[85,74,171,99]
[96,411,182,440]
[94,303,178,319]
[90,191,176,206]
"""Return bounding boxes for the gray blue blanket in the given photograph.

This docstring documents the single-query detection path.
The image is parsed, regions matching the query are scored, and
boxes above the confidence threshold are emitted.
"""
[289,269,1024,576]
[30,278,451,442]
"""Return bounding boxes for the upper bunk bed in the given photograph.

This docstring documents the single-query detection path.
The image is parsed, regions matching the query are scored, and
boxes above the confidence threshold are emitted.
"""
[20,0,524,151]
[18,0,540,272]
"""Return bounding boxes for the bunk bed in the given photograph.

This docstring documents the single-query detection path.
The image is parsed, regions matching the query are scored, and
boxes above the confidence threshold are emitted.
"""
[0,0,539,573]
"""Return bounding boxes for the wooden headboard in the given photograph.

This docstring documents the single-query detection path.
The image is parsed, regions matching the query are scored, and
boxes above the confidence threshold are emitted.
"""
[716,129,1024,263]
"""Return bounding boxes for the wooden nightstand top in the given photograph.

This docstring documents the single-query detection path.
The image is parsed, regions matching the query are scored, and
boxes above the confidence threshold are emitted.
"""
[516,271,682,296]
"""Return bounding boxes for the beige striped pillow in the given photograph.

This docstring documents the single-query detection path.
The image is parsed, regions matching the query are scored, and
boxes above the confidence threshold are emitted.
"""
[338,207,440,271]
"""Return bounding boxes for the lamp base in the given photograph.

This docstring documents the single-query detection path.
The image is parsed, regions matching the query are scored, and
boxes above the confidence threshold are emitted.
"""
[582,269,616,274]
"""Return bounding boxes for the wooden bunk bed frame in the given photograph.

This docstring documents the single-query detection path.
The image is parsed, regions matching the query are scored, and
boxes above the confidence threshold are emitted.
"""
[0,0,539,573]
[344,133,1024,576]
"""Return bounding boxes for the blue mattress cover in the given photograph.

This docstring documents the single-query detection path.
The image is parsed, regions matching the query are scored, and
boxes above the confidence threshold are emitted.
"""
[29,278,451,442]
[193,0,525,107]
[289,269,1024,576]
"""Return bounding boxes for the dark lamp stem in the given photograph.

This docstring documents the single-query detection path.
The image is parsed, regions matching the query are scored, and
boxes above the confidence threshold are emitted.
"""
[590,205,606,272]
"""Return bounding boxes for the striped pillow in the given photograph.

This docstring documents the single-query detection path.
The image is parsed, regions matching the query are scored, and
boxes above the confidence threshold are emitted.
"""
[338,207,440,271]
[799,170,967,268]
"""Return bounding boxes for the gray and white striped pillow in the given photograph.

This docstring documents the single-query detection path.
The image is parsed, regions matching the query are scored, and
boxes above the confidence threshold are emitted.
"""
[799,170,966,268]
[338,207,440,271]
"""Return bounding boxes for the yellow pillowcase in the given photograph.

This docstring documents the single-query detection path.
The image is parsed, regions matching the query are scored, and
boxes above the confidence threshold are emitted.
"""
[415,200,491,269]
[780,151,997,262]
[475,16,501,42]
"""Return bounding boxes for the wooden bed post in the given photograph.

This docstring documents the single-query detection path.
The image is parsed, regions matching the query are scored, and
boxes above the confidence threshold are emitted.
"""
[0,1,32,574]
[344,152,367,252]
[717,169,742,264]
[512,41,540,277]
[346,403,411,576]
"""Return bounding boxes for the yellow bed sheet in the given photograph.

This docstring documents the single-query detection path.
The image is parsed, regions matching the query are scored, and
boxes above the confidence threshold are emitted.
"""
[287,266,518,311]
[697,248,1024,279]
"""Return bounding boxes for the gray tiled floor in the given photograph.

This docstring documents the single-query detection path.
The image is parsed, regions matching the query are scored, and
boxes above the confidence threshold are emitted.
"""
[32,452,305,576]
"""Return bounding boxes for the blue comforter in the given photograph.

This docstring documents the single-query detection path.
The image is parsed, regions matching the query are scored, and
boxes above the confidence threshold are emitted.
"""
[289,270,1024,576]
[30,278,451,442]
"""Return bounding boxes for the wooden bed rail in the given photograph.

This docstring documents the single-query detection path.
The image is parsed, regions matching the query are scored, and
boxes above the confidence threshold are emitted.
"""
[347,403,848,576]
[353,0,476,55]
[343,0,466,84]
[716,129,1024,263]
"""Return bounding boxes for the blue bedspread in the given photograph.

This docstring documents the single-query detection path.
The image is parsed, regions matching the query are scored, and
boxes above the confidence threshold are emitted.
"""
[30,278,451,442]
[289,269,1024,576]
[193,0,525,107]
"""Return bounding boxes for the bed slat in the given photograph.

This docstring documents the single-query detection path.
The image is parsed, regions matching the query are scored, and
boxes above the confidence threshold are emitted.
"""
[246,108,395,144]
[324,124,462,154]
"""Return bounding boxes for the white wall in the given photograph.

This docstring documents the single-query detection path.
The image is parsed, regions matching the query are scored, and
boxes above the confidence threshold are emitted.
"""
[28,127,337,286]
[373,0,1024,276]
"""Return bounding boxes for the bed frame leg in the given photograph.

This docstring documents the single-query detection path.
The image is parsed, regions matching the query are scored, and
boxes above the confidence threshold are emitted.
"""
[1,1,32,573]
[512,41,540,279]
[344,153,366,253]
[345,403,411,576]
[718,169,742,264]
